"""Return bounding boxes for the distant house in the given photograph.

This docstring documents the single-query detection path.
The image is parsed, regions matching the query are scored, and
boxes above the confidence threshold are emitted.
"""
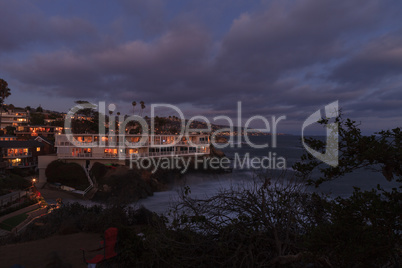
[15,125,63,139]
[0,107,29,130]
[0,135,17,141]
[74,114,94,121]
[34,136,56,154]
[0,140,44,169]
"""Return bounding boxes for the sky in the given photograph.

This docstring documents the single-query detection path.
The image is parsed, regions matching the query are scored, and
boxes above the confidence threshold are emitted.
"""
[1,0,402,134]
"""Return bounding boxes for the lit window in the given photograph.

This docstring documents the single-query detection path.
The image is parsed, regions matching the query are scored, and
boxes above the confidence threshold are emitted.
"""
[37,147,41,152]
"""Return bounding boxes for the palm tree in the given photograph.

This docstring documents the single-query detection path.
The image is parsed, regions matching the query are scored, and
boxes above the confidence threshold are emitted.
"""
[0,79,11,131]
[140,101,145,116]
[116,112,121,133]
[132,101,136,115]
[108,110,114,133]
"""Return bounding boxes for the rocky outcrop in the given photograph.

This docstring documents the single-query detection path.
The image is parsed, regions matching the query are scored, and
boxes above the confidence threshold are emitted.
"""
[209,144,226,158]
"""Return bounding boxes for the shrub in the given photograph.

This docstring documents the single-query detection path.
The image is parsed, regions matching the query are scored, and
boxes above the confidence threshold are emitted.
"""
[141,175,316,267]
[0,174,31,193]
[90,162,108,181]
[45,160,88,190]
[304,187,402,267]
[94,170,153,204]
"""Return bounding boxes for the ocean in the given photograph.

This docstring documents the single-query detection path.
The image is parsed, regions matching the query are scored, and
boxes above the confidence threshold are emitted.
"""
[137,135,400,214]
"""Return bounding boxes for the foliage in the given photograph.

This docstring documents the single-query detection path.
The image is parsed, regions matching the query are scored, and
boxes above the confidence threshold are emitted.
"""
[0,203,159,246]
[30,112,45,125]
[35,106,43,113]
[1,180,399,267]
[0,78,11,130]
[293,113,402,186]
[94,169,153,204]
[45,160,88,190]
[142,175,315,267]
[90,162,108,181]
[304,186,401,267]
[0,78,11,105]
[5,126,15,135]
[71,118,99,134]
[50,119,64,127]
[48,113,60,119]
[9,167,34,177]
[74,100,96,116]
[70,100,100,133]
[0,174,31,193]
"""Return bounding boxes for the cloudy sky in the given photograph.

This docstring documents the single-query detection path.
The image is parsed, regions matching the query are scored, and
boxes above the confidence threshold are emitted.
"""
[1,0,402,134]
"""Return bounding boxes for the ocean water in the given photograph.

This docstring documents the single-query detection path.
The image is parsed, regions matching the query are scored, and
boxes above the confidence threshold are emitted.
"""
[137,135,400,214]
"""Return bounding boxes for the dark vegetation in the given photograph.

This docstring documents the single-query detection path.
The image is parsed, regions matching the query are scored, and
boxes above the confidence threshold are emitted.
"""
[30,112,45,125]
[45,160,88,190]
[90,153,228,204]
[0,173,31,195]
[293,114,402,186]
[91,162,183,203]
[4,125,15,135]
[1,175,399,267]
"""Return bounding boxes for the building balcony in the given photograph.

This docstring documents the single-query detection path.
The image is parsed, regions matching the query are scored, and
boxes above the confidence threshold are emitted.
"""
[103,153,119,158]
[134,149,210,158]
[3,153,32,158]
[55,141,210,148]
[7,162,37,169]
[16,131,56,135]
[58,153,93,158]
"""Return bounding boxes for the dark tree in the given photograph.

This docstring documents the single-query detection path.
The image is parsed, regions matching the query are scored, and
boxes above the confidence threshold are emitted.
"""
[140,101,145,116]
[293,113,402,186]
[5,126,16,135]
[30,112,45,125]
[0,78,11,129]
[36,105,43,113]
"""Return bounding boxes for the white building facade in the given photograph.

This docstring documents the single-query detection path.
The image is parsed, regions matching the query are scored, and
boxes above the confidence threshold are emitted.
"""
[55,133,210,161]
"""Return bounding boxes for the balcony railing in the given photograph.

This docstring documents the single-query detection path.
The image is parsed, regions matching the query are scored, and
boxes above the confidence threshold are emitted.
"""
[135,149,210,158]
[58,153,93,158]
[3,153,32,158]
[104,153,119,158]
[16,131,57,134]
[7,162,37,168]
[55,140,210,147]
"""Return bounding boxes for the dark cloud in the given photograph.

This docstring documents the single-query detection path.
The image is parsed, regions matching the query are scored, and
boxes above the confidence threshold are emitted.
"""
[0,1,97,53]
[329,31,402,84]
[118,0,167,35]
[4,23,213,103]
